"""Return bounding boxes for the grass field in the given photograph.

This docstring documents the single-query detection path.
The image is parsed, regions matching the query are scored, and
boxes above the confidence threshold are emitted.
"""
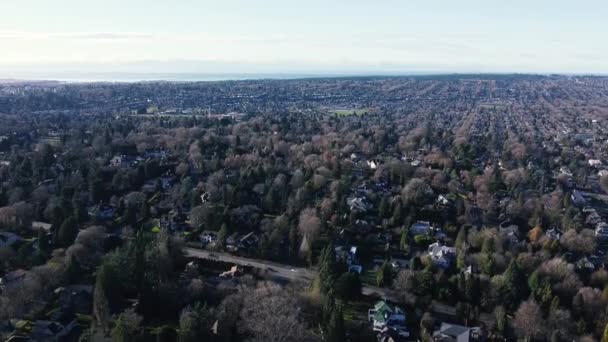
[328,108,369,116]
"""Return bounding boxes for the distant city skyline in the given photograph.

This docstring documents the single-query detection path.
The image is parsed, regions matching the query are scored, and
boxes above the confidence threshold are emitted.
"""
[1,0,607,78]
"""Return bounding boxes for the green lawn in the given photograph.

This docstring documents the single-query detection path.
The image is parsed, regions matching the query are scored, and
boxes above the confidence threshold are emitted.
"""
[328,108,369,116]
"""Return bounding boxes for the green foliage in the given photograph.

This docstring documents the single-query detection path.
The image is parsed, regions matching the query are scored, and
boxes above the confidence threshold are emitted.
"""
[455,226,467,250]
[414,234,434,246]
[503,259,526,309]
[481,254,495,275]
[217,223,228,248]
[57,216,78,247]
[318,243,338,294]
[334,272,361,300]
[111,309,143,342]
[153,325,177,342]
[326,305,345,342]
[378,196,389,219]
[399,228,410,252]
[376,261,393,287]
[414,268,435,297]
[178,302,215,342]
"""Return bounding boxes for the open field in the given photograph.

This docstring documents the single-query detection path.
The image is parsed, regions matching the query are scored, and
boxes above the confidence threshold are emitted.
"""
[328,108,370,116]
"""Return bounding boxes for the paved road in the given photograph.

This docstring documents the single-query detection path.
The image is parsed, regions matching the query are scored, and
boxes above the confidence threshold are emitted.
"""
[185,247,315,282]
[184,247,491,324]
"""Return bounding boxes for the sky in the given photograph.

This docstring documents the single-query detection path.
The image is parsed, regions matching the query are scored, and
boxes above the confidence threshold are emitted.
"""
[0,0,607,77]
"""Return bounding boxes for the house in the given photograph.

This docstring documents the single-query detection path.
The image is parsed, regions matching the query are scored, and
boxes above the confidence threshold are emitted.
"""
[55,285,93,314]
[367,160,381,170]
[336,245,363,274]
[576,257,597,272]
[87,205,116,221]
[31,221,52,233]
[560,166,573,177]
[410,221,433,236]
[428,242,456,269]
[436,195,451,206]
[200,231,218,245]
[0,232,21,248]
[238,232,258,249]
[433,323,481,342]
[29,320,81,342]
[109,155,125,168]
[546,228,562,240]
[589,159,602,167]
[0,269,26,290]
[368,301,408,337]
[352,219,374,235]
[571,190,587,206]
[347,196,372,213]
[595,222,608,239]
[585,210,603,226]
[226,233,240,251]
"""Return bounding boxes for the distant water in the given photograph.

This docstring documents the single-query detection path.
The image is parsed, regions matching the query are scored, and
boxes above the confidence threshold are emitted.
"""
[1,72,368,83]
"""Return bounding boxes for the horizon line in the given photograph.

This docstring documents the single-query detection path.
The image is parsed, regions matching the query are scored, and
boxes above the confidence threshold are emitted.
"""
[2,71,608,84]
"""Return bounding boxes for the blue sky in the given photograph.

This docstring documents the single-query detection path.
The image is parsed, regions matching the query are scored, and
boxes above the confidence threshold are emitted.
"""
[0,0,607,75]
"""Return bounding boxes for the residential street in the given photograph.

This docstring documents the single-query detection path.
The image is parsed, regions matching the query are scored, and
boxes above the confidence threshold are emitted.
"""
[184,247,492,324]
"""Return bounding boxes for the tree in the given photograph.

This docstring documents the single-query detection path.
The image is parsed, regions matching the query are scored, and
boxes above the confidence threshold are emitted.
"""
[237,283,314,342]
[326,305,345,342]
[57,216,78,247]
[376,261,393,287]
[318,243,338,294]
[334,272,361,300]
[178,303,215,342]
[111,308,143,342]
[93,269,111,332]
[399,228,410,252]
[298,208,321,255]
[503,259,526,309]
[217,223,229,248]
[513,299,544,341]
[378,196,389,219]
[494,306,507,336]
[190,205,213,229]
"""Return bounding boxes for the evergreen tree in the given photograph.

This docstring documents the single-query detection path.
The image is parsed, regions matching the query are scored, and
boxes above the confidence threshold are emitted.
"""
[217,223,229,249]
[326,305,345,342]
[378,196,389,219]
[72,193,86,223]
[399,227,410,252]
[455,226,467,250]
[503,259,526,308]
[93,267,112,331]
[376,261,393,287]
[392,201,403,224]
[57,216,78,247]
[37,228,50,253]
[318,243,338,294]
[111,309,143,342]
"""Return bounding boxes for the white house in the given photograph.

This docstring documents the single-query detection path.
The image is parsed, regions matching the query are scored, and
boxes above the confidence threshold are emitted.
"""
[433,323,481,342]
[428,242,456,268]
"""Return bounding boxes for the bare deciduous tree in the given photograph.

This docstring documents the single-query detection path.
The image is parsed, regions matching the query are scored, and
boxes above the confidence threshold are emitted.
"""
[513,299,544,341]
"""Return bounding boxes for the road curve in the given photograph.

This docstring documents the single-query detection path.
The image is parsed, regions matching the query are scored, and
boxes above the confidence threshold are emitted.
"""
[184,247,491,324]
